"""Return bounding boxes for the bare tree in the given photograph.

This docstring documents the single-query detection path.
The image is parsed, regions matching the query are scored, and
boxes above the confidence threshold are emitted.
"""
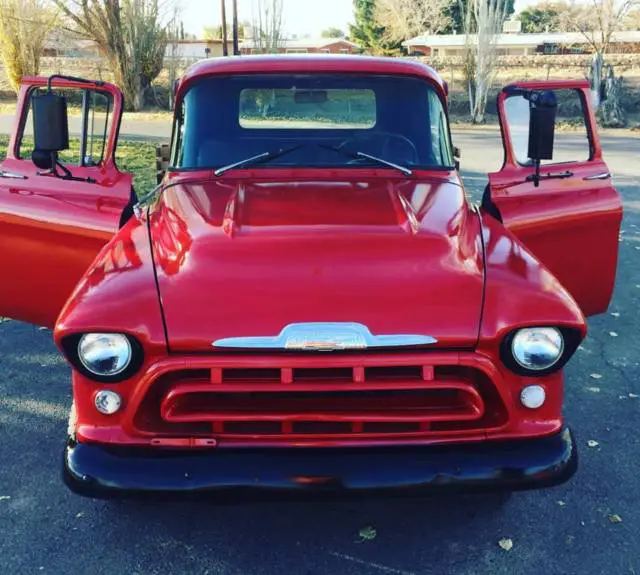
[165,5,181,110]
[462,0,508,123]
[559,0,637,125]
[54,0,171,111]
[0,0,58,93]
[374,0,453,43]
[560,0,637,57]
[600,59,625,126]
[251,0,284,54]
[622,6,640,28]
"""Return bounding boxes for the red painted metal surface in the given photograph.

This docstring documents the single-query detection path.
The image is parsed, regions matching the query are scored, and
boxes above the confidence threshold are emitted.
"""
[150,173,485,351]
[160,384,484,424]
[0,76,130,327]
[488,80,623,317]
[54,215,167,354]
[69,351,564,448]
[0,59,617,456]
[175,55,448,102]
[477,209,586,344]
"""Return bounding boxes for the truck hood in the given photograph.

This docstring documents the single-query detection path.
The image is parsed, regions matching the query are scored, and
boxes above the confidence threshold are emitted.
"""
[149,175,484,352]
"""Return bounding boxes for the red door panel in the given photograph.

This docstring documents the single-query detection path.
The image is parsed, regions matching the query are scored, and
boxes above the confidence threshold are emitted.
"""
[0,77,132,327]
[488,80,622,317]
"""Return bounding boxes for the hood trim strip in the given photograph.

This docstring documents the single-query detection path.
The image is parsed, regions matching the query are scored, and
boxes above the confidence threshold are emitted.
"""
[213,322,437,351]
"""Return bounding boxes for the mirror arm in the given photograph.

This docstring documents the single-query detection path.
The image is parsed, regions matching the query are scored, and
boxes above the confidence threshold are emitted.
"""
[36,151,62,177]
[47,74,104,92]
[37,152,70,179]
[503,85,531,98]
[503,86,541,104]
[531,159,541,187]
[37,152,96,183]
[79,89,90,166]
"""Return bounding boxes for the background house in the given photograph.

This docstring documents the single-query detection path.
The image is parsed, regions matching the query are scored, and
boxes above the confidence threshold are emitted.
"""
[403,29,640,57]
[43,36,102,58]
[165,39,235,59]
[240,37,360,55]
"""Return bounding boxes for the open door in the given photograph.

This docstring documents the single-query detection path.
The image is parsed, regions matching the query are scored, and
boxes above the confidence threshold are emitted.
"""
[486,79,623,317]
[0,76,133,327]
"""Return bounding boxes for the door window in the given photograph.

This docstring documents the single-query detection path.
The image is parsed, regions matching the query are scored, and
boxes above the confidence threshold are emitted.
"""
[18,87,113,166]
[503,88,591,166]
[427,90,453,167]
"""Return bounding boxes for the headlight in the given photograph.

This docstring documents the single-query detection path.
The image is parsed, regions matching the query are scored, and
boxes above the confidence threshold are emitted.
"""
[78,333,132,377]
[511,327,564,371]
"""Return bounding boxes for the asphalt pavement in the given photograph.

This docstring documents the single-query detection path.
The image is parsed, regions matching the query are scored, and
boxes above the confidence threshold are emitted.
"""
[0,128,639,575]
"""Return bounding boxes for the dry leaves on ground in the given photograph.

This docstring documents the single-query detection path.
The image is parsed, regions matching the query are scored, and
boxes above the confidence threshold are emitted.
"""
[498,538,513,551]
[358,526,377,542]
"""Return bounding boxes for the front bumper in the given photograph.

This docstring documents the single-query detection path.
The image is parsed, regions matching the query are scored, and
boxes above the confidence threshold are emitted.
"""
[63,427,577,500]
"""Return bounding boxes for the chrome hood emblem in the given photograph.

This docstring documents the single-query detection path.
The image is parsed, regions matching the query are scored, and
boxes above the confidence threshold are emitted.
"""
[213,322,437,351]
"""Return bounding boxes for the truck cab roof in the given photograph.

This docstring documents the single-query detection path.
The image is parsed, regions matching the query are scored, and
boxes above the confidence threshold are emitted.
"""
[178,54,447,98]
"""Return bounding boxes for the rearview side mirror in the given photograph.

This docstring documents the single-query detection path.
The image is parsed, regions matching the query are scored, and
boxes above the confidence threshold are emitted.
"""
[453,145,461,171]
[527,90,557,162]
[527,90,557,187]
[32,91,69,152]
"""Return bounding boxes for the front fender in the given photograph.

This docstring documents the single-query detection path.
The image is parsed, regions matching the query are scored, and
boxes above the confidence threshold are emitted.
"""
[53,215,167,356]
[477,210,586,349]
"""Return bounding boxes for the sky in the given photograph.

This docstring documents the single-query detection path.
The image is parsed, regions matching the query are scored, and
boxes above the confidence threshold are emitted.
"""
[179,0,536,39]
[180,0,356,38]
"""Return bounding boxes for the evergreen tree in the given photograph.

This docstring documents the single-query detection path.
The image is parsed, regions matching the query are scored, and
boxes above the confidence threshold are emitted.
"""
[350,0,382,49]
[519,3,564,33]
[350,0,400,54]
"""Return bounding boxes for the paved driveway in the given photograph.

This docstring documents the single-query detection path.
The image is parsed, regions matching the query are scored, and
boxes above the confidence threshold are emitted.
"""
[0,130,639,575]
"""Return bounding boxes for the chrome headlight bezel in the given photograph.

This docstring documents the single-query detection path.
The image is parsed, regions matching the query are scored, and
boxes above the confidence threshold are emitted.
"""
[78,333,132,377]
[512,327,564,371]
[62,332,144,382]
[501,326,582,376]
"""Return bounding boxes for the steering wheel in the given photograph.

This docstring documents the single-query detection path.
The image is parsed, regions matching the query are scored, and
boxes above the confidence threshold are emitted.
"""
[336,131,419,164]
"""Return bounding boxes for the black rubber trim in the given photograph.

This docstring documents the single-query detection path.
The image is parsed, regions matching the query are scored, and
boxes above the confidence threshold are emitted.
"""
[145,207,171,353]
[481,183,502,222]
[60,332,144,383]
[63,427,578,500]
[473,205,488,350]
[118,186,137,228]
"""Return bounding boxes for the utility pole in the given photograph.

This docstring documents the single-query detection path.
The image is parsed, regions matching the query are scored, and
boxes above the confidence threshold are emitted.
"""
[232,0,239,55]
[221,0,229,56]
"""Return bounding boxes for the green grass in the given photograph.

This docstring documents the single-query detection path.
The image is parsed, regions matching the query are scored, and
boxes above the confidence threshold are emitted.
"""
[0,135,157,194]
[114,140,157,193]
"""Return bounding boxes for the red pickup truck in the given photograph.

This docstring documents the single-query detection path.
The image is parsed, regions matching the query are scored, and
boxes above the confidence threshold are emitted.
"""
[0,55,622,499]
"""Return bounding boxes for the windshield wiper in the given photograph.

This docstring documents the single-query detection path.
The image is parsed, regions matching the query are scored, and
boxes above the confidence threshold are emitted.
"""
[214,145,303,176]
[319,144,412,176]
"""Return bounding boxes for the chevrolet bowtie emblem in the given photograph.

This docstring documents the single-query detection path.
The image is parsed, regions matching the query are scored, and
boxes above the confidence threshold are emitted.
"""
[212,322,437,351]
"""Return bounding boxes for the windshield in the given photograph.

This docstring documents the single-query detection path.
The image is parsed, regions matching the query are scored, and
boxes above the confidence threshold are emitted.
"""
[172,74,454,171]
